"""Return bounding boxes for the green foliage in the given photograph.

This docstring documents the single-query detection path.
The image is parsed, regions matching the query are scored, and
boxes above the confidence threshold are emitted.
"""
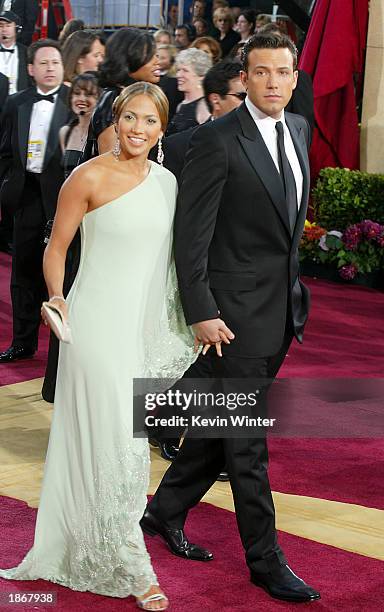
[312,168,384,230]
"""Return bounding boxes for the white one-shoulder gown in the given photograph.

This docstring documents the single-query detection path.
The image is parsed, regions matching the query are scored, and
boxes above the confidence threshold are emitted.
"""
[0,161,195,598]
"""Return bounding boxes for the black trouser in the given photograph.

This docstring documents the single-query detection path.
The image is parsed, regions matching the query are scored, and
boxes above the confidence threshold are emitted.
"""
[10,173,47,351]
[148,330,293,573]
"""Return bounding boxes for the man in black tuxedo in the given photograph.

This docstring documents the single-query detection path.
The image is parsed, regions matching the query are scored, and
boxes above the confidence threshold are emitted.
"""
[0,11,29,97]
[0,0,39,46]
[0,39,69,363]
[141,33,320,603]
[0,10,31,251]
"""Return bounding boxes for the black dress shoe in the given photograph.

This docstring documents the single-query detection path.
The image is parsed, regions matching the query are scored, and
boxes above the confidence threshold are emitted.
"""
[148,437,180,461]
[140,509,213,561]
[250,564,320,602]
[0,346,35,363]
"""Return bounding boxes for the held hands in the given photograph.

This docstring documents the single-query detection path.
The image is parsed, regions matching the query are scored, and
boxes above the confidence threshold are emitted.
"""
[192,318,235,357]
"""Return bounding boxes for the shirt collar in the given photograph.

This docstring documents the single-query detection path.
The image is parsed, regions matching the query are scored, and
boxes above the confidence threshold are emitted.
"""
[245,96,286,126]
[0,43,16,51]
[36,86,60,96]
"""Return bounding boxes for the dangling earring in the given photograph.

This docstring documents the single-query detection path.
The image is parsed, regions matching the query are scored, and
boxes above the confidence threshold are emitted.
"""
[113,136,121,160]
[157,137,164,166]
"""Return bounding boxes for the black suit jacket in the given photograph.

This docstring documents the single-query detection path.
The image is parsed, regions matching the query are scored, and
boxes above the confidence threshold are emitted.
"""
[0,84,69,217]
[15,42,30,92]
[0,72,8,111]
[174,103,311,358]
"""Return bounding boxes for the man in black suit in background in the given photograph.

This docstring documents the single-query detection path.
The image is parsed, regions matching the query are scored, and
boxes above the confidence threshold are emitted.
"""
[0,11,29,97]
[142,33,320,603]
[0,10,31,251]
[0,0,39,46]
[0,39,69,363]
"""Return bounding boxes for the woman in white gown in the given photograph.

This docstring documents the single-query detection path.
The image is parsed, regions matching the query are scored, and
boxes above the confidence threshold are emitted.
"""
[0,83,196,610]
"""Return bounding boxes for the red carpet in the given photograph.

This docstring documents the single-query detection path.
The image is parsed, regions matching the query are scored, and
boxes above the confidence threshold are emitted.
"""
[1,252,384,509]
[1,495,383,611]
[0,253,50,387]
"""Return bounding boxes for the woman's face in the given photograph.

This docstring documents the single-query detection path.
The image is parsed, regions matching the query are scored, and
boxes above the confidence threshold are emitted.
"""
[157,48,172,72]
[216,15,231,34]
[77,39,105,73]
[237,15,251,36]
[197,43,213,60]
[130,53,161,83]
[70,85,99,117]
[176,64,201,93]
[156,33,171,45]
[117,94,163,159]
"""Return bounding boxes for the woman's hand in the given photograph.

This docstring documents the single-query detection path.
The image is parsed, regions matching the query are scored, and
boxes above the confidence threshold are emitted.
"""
[41,296,68,325]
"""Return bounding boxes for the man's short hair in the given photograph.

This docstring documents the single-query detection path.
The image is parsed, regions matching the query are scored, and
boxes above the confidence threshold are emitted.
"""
[242,32,298,72]
[28,39,62,64]
[203,59,242,113]
[175,23,196,42]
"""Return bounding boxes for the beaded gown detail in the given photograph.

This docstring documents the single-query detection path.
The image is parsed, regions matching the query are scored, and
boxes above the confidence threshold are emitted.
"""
[0,161,195,597]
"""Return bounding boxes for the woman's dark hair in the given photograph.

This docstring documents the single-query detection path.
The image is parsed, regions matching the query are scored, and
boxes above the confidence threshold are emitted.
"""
[238,8,257,35]
[65,72,101,147]
[59,18,85,45]
[62,30,104,83]
[98,28,156,88]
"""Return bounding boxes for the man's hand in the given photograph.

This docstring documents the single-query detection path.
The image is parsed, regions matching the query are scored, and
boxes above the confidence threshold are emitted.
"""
[193,318,235,357]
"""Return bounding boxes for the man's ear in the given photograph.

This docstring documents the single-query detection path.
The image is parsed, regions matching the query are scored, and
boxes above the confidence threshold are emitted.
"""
[208,92,220,111]
[27,64,34,79]
[240,70,248,91]
[292,69,298,91]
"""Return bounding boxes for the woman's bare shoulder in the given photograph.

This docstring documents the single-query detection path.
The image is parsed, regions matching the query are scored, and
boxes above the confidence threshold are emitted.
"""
[69,153,114,181]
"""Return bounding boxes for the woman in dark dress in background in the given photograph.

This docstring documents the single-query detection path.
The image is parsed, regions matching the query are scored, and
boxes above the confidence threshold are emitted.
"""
[59,73,101,177]
[213,7,240,57]
[92,28,162,154]
[42,73,100,403]
[166,48,211,135]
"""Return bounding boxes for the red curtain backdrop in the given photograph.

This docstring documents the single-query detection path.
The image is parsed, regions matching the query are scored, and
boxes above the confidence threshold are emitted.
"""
[299,0,369,180]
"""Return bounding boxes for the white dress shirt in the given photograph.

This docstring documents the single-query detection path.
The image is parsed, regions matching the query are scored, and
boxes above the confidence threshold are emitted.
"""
[26,87,59,174]
[245,96,303,209]
[0,43,18,94]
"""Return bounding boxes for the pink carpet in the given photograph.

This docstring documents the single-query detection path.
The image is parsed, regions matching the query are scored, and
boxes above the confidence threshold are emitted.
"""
[1,495,383,611]
[0,253,50,387]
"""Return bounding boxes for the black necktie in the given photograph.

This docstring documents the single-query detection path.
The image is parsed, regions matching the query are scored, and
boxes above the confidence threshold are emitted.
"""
[275,121,298,233]
[0,47,14,53]
[34,92,56,104]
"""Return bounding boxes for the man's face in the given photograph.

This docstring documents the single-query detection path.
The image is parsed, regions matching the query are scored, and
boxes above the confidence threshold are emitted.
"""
[193,1,205,18]
[28,47,64,93]
[0,20,17,45]
[210,76,245,118]
[169,5,178,23]
[175,28,189,49]
[240,47,297,119]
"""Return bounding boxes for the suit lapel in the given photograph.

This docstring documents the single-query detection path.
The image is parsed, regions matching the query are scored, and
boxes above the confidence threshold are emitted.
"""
[285,113,310,245]
[236,103,291,238]
[17,92,34,168]
[43,85,68,170]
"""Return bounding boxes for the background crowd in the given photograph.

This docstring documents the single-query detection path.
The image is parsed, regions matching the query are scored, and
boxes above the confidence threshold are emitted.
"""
[0,4,313,375]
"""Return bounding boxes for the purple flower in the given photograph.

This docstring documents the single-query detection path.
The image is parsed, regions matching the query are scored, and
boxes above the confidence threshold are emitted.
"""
[359,220,383,239]
[339,264,358,280]
[342,225,361,250]
[376,232,384,247]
